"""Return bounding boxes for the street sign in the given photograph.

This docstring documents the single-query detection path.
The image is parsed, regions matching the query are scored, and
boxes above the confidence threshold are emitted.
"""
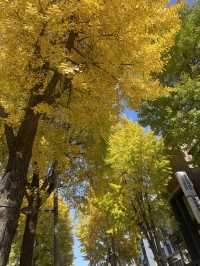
[176,171,200,224]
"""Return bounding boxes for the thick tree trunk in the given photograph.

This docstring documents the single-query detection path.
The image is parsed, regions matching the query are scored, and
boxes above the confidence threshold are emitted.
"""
[0,109,40,266]
[0,170,25,266]
[0,71,66,266]
[20,211,39,266]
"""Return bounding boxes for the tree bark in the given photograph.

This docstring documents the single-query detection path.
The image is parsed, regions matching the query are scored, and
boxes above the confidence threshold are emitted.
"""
[20,162,57,266]
[20,169,40,266]
[0,109,40,266]
[0,71,62,266]
[0,170,25,266]
[20,211,39,266]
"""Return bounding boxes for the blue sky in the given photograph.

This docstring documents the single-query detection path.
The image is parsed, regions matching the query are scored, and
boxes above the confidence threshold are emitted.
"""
[169,0,194,4]
[74,240,87,266]
[73,0,194,265]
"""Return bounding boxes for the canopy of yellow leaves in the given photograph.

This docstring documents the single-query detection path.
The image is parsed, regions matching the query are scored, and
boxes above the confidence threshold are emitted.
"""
[0,0,180,123]
[0,0,181,181]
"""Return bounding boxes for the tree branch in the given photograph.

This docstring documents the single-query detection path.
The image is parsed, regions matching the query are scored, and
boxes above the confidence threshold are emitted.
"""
[33,72,72,106]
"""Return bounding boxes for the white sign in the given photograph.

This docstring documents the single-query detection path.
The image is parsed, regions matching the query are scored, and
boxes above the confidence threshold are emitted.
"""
[176,171,200,224]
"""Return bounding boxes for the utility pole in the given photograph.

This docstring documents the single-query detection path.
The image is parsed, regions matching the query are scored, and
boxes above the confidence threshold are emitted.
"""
[53,173,59,266]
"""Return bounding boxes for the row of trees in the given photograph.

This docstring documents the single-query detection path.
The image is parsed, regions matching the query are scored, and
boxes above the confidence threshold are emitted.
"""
[78,121,172,266]
[78,1,200,265]
[0,0,184,265]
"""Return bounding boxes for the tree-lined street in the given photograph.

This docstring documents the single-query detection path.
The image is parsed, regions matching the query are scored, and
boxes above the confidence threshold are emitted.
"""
[1,0,200,265]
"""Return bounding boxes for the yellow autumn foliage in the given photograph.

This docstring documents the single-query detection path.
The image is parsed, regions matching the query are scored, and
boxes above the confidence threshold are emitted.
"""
[0,0,181,126]
[0,0,181,177]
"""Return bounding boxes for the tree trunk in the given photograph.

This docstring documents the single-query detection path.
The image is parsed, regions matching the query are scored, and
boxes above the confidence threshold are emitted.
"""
[20,162,57,266]
[20,170,40,266]
[151,221,168,266]
[0,170,26,266]
[0,109,40,266]
[20,211,39,266]
[53,175,59,266]
[147,200,168,266]
[139,207,165,266]
[142,223,159,262]
[0,70,66,266]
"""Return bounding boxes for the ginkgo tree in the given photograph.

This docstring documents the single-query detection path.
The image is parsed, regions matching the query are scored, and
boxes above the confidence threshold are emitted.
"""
[106,120,172,265]
[78,120,173,266]
[0,0,180,264]
[78,189,140,266]
[18,124,110,266]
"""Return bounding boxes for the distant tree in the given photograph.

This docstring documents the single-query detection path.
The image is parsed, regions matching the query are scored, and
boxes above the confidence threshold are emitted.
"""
[106,120,172,266]
[139,78,200,165]
[78,190,140,266]
[162,0,200,84]
[139,1,200,165]
[78,120,172,266]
